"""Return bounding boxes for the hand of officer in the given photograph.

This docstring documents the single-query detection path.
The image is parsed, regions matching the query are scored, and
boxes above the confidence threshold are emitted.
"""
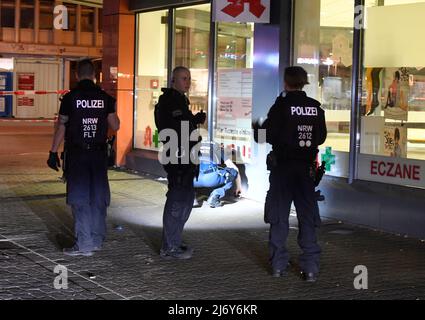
[47,151,61,172]
[252,119,264,144]
[252,119,262,130]
[194,110,206,125]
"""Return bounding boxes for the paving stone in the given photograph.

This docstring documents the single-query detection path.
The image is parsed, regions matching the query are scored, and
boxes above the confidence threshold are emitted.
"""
[1,137,425,300]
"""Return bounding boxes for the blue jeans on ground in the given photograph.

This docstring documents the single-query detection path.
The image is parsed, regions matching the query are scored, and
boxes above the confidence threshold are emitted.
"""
[193,167,238,200]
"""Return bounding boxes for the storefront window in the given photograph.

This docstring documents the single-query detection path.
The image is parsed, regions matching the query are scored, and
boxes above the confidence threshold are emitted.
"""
[67,5,77,31]
[98,8,103,33]
[81,6,95,32]
[360,0,425,161]
[175,4,211,138]
[40,0,54,30]
[21,0,35,29]
[134,10,168,150]
[294,0,355,177]
[358,0,425,188]
[1,0,15,28]
[214,22,254,163]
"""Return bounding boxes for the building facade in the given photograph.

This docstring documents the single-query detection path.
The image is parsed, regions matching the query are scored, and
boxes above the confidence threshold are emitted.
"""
[0,0,103,119]
[104,0,425,238]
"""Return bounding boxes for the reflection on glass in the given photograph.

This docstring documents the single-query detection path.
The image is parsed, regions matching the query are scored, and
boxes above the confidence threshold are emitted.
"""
[81,6,95,32]
[360,0,425,161]
[214,22,254,164]
[1,1,15,28]
[134,10,168,150]
[175,4,211,137]
[294,0,354,153]
[21,2,35,29]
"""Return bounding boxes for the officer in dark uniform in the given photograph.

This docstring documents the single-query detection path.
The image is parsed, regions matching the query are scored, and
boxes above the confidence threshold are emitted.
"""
[254,66,327,282]
[47,59,120,257]
[154,66,206,260]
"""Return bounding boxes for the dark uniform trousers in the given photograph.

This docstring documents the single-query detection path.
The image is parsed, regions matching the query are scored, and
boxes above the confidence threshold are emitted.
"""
[66,148,110,251]
[265,160,321,274]
[162,165,196,251]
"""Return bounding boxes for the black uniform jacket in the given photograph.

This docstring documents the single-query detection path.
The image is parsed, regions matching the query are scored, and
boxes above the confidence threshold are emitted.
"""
[154,88,202,168]
[60,79,116,148]
[59,79,116,206]
[262,90,327,163]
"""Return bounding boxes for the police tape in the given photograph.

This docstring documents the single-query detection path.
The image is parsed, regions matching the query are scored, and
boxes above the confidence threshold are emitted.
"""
[0,118,55,123]
[0,90,70,96]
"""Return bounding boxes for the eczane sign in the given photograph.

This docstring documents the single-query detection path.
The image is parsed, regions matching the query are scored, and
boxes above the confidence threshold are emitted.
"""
[358,154,425,188]
[213,0,270,23]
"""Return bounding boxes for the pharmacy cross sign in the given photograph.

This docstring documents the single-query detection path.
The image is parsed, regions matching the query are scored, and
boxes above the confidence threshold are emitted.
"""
[214,0,270,23]
[153,129,159,148]
[222,0,266,18]
[321,147,336,171]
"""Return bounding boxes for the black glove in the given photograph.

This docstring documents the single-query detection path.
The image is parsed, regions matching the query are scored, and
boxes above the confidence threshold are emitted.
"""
[252,119,263,143]
[47,151,61,172]
[194,111,206,125]
[252,120,261,130]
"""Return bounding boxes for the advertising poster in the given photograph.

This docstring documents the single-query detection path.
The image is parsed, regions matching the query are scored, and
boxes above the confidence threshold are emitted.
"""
[217,69,253,132]
[383,68,409,121]
[216,69,253,163]
[383,125,407,158]
[360,116,385,155]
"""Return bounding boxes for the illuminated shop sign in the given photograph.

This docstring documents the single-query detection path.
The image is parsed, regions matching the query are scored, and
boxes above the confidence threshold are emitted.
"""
[213,0,270,23]
[358,154,425,188]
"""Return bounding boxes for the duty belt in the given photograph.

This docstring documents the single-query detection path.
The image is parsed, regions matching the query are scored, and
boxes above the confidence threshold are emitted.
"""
[70,143,107,151]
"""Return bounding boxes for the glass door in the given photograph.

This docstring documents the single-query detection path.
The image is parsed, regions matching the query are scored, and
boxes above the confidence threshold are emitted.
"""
[174,4,211,138]
[134,10,169,150]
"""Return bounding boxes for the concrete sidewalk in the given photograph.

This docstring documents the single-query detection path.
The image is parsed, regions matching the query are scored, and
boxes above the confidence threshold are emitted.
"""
[0,160,424,300]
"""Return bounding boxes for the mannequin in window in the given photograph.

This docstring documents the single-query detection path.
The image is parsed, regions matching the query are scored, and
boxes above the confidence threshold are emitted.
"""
[366,67,383,116]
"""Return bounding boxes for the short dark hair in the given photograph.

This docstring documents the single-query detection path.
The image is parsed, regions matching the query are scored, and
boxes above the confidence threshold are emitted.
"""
[77,59,95,79]
[284,66,309,89]
[172,66,190,82]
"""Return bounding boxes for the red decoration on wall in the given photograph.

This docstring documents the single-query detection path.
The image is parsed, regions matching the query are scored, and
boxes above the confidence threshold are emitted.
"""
[144,126,152,147]
[150,79,159,89]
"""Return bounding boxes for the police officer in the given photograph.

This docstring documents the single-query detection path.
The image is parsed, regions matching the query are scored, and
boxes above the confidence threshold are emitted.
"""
[254,66,327,282]
[47,59,120,257]
[154,66,206,260]
[193,142,241,208]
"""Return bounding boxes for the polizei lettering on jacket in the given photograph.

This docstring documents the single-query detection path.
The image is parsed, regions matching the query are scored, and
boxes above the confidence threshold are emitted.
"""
[76,100,105,109]
[291,106,318,116]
